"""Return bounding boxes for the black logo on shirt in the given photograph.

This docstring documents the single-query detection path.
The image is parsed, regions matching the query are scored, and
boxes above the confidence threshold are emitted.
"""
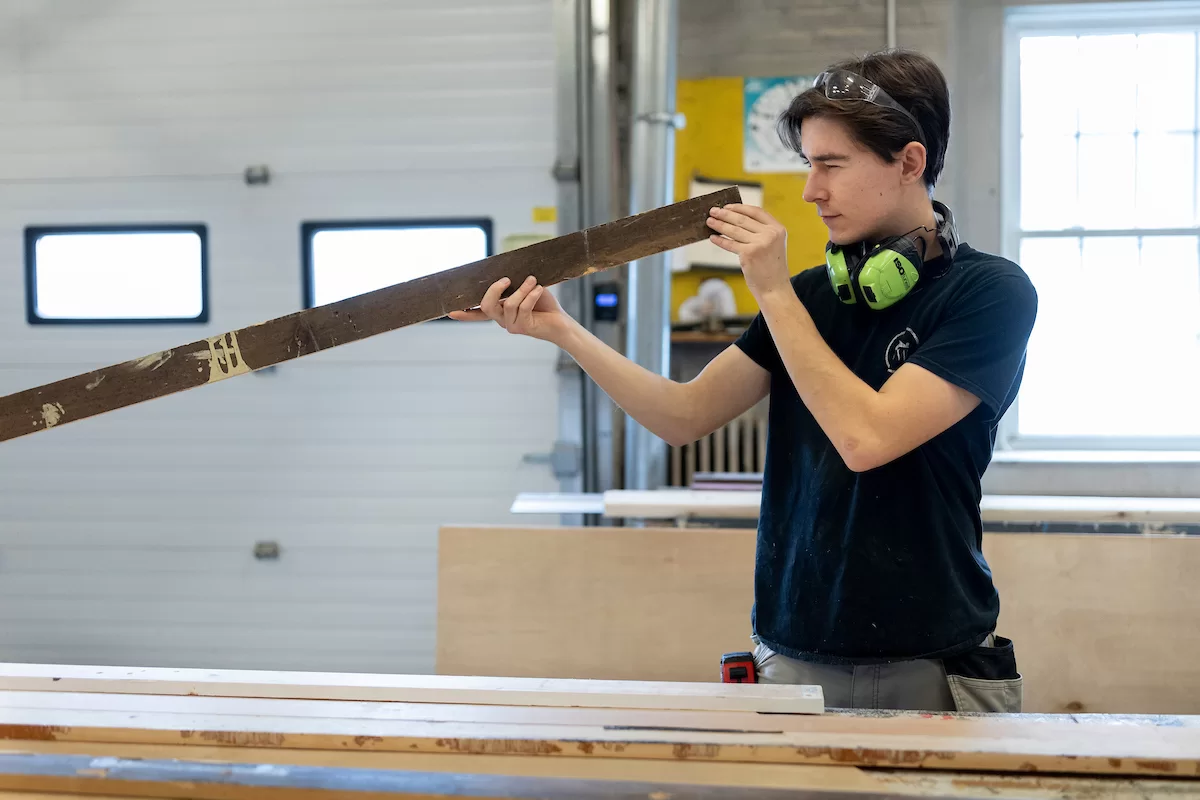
[885,327,920,373]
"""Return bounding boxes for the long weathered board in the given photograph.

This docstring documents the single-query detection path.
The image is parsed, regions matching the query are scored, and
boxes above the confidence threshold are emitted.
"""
[8,742,1200,800]
[0,187,740,443]
[1,689,1199,777]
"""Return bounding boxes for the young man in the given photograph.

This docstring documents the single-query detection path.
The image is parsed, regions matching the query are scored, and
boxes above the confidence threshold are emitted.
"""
[451,48,1037,712]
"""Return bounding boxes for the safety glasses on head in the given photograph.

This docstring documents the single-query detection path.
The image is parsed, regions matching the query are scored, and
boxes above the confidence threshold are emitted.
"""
[812,69,925,147]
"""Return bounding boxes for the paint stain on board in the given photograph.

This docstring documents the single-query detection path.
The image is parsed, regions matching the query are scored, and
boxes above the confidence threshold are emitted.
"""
[40,402,65,428]
[0,725,70,741]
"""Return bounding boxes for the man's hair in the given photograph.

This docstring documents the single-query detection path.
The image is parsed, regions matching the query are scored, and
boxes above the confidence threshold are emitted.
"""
[778,48,950,191]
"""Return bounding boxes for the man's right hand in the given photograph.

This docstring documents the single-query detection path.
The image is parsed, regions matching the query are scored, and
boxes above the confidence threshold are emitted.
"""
[448,276,569,344]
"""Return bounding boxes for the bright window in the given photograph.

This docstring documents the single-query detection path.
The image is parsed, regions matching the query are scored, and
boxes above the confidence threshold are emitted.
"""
[1006,3,1200,448]
[302,220,492,308]
[25,226,207,324]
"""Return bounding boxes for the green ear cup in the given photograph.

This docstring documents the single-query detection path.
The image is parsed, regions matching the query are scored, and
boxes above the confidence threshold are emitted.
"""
[857,247,921,311]
[825,244,856,305]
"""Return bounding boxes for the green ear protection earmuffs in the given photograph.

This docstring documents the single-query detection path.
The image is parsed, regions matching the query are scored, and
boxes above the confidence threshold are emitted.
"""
[826,201,960,311]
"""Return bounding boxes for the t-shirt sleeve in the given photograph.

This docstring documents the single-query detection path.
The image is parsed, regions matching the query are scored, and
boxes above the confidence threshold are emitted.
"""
[733,310,780,373]
[905,273,1038,420]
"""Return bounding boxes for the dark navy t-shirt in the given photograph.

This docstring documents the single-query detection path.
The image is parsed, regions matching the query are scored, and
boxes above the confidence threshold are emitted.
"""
[734,242,1038,665]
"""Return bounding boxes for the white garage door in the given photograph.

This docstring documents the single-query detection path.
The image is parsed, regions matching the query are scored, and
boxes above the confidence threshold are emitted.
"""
[0,0,565,673]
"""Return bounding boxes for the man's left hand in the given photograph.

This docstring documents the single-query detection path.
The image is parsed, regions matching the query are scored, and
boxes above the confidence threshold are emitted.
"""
[706,204,790,300]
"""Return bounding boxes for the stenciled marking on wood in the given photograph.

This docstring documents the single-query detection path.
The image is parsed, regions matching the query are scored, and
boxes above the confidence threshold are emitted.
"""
[201,332,252,384]
[84,375,105,391]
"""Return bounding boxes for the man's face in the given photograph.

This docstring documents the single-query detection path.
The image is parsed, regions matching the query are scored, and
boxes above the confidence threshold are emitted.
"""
[799,115,908,246]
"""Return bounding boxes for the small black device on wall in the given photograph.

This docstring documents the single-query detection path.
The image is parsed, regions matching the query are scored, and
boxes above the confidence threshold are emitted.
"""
[592,282,620,322]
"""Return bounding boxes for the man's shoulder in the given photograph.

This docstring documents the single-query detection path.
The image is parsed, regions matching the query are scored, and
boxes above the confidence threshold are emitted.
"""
[949,243,1033,288]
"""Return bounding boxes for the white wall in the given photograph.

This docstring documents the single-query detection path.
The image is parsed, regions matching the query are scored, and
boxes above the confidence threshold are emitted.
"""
[0,0,564,673]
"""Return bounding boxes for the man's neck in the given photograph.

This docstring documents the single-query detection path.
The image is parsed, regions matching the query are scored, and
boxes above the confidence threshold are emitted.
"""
[871,200,941,260]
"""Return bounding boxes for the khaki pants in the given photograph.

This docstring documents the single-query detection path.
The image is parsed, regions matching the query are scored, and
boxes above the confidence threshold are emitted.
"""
[751,634,1023,713]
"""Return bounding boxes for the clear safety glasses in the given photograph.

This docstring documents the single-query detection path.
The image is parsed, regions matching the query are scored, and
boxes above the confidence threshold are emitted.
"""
[812,69,926,146]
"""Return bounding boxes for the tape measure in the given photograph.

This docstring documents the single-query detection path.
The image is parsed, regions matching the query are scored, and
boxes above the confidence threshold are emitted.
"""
[720,651,757,683]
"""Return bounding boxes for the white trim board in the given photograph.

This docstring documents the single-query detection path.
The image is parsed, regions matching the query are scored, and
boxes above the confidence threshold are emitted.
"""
[0,663,824,715]
[590,491,1200,524]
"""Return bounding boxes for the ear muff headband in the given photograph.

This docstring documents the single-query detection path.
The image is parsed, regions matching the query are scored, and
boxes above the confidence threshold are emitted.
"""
[826,201,959,311]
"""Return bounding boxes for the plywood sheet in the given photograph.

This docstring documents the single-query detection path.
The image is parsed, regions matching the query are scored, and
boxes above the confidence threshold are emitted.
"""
[436,526,1200,714]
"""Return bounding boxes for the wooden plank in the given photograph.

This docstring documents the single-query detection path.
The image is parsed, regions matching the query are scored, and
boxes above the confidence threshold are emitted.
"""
[596,490,1200,524]
[0,664,822,715]
[0,690,809,731]
[436,525,1200,714]
[0,187,739,444]
[3,688,1198,739]
[4,753,1195,800]
[0,691,1199,777]
[10,742,1200,800]
[0,752,814,800]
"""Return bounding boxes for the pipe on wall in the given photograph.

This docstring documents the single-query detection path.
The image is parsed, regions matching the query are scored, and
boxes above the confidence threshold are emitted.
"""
[622,0,679,492]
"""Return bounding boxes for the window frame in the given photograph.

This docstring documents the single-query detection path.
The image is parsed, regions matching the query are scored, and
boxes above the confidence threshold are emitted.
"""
[24,223,210,326]
[999,1,1200,452]
[300,217,494,311]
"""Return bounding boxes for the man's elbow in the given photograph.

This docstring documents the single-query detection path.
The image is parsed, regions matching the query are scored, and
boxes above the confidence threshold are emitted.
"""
[662,421,702,449]
[837,435,891,473]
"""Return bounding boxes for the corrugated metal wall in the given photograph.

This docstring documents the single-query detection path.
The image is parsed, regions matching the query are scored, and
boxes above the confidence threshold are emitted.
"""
[0,0,563,673]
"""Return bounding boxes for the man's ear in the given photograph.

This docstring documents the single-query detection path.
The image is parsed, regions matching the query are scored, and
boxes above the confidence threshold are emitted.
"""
[897,141,927,185]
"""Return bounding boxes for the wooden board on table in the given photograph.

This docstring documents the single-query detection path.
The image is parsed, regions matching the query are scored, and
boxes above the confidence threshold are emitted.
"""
[9,741,1200,800]
[0,690,1199,777]
[599,490,1200,525]
[0,663,822,715]
[0,751,815,800]
[436,525,1200,714]
[0,188,739,444]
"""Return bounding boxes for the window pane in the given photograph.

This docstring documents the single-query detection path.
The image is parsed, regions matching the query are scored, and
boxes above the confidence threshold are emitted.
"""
[1078,133,1135,229]
[1018,235,1200,438]
[306,223,490,308]
[1136,236,1200,436]
[1018,236,1083,436]
[1021,135,1077,230]
[1137,32,1195,133]
[1136,132,1195,228]
[1020,35,1079,136]
[28,229,205,321]
[1078,34,1137,134]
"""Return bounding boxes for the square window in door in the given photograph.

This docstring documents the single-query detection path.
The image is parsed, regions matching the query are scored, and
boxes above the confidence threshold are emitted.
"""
[25,225,208,324]
[302,219,492,309]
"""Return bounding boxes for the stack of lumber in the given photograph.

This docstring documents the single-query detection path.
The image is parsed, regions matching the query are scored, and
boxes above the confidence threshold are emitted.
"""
[0,663,1198,798]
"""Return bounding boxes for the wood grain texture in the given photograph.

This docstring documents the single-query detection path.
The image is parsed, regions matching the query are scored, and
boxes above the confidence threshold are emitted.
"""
[0,187,740,443]
[437,524,756,682]
[0,690,1198,777]
[435,526,1200,714]
[0,665,822,715]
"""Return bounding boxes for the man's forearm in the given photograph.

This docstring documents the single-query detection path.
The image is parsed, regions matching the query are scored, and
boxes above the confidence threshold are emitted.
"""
[757,289,883,470]
[555,319,697,447]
